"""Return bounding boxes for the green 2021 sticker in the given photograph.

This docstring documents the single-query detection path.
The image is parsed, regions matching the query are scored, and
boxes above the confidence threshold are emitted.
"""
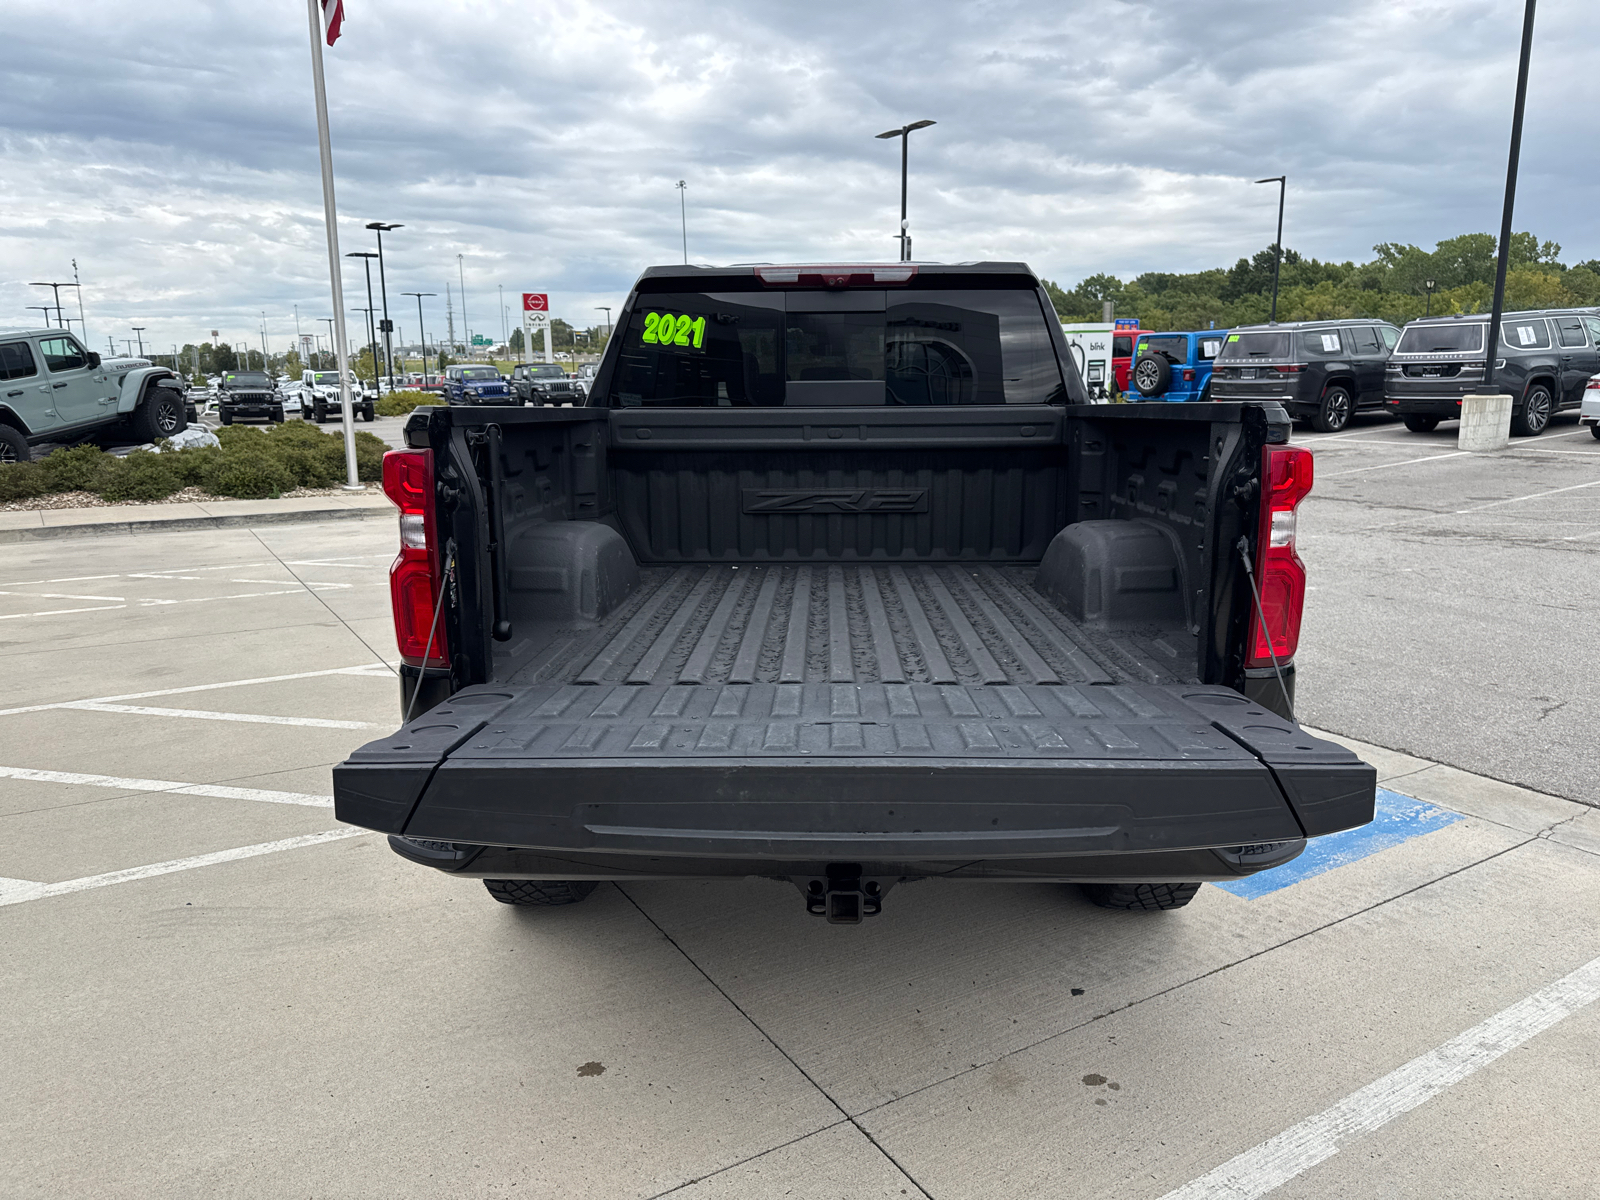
[642,311,706,349]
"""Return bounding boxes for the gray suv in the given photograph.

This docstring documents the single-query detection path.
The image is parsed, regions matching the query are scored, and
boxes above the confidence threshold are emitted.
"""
[1383,309,1600,436]
[0,329,189,462]
[1207,318,1401,431]
[510,361,580,405]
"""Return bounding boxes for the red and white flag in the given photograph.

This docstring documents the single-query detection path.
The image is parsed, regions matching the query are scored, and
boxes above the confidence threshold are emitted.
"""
[322,0,344,45]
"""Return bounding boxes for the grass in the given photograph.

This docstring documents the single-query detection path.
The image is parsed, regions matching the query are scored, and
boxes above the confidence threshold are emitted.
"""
[0,422,389,503]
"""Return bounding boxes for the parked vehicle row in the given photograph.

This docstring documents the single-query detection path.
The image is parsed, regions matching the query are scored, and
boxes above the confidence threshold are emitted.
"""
[1117,306,1600,436]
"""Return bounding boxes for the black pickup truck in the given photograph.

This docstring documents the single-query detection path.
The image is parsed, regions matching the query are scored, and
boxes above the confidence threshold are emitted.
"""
[333,262,1374,922]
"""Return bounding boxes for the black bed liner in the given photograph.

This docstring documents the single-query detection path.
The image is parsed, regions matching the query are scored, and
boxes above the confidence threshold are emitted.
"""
[509,563,1191,689]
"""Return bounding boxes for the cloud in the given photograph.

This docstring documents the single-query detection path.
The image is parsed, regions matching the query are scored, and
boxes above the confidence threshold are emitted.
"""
[3,0,1594,352]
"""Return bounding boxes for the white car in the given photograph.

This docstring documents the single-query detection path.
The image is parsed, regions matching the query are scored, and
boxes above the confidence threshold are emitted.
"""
[1581,373,1600,440]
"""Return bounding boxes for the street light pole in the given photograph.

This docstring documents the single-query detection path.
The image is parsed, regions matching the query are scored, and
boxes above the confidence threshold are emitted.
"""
[403,292,435,384]
[874,120,936,262]
[1483,0,1538,397]
[366,221,402,392]
[131,326,146,357]
[29,281,79,328]
[1425,279,1437,318]
[676,180,688,264]
[595,306,611,342]
[1253,176,1287,323]
[346,251,380,387]
[457,254,469,355]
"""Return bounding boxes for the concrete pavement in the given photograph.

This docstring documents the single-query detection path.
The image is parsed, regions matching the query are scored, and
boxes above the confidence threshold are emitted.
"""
[1,429,1597,1198]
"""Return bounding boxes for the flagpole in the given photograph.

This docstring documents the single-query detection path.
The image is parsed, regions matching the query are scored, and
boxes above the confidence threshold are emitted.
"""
[305,0,362,490]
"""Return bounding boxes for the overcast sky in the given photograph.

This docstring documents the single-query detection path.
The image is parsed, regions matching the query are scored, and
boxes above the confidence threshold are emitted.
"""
[3,0,1595,355]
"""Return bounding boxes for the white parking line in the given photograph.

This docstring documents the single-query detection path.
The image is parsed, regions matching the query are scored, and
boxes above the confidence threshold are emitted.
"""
[0,604,127,621]
[0,663,395,719]
[1454,477,1600,514]
[0,765,333,807]
[1158,952,1600,1200]
[1321,451,1470,478]
[62,703,381,730]
[0,828,368,908]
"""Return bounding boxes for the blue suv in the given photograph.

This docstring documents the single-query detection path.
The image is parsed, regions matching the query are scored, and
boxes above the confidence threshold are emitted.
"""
[1128,330,1229,402]
[442,364,514,405]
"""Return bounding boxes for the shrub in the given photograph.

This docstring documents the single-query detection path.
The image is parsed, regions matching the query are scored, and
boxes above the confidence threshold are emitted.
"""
[354,430,387,481]
[202,454,297,499]
[97,450,184,502]
[376,389,435,417]
[0,462,51,501]
[38,444,114,493]
[165,445,222,486]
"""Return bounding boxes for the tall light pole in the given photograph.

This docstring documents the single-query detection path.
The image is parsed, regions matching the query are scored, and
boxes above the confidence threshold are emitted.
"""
[1425,279,1437,317]
[1254,175,1287,323]
[595,306,611,342]
[1482,0,1538,397]
[259,311,270,371]
[131,326,146,357]
[676,180,688,264]
[498,283,507,351]
[319,318,336,371]
[366,221,402,391]
[26,306,53,328]
[457,254,469,355]
[874,120,936,262]
[72,259,88,346]
[346,251,380,385]
[403,292,435,383]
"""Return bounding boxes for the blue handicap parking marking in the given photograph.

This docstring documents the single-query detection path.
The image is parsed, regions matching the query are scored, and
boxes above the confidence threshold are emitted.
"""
[1212,788,1464,900]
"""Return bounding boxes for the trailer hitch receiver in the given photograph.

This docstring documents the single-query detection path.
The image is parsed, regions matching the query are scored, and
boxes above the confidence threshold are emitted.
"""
[802,865,885,924]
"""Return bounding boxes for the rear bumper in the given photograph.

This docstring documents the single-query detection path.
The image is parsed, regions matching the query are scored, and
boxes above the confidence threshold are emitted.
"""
[333,682,1375,882]
[1209,380,1314,414]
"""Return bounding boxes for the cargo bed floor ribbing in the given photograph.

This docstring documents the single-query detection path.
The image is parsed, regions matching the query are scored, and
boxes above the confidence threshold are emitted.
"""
[509,564,1193,689]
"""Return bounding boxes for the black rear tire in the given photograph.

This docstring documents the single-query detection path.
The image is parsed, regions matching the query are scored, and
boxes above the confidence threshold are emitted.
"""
[1081,881,1201,911]
[1511,383,1553,436]
[1402,415,1440,432]
[1313,386,1353,433]
[219,410,233,426]
[1591,424,1600,441]
[484,879,599,907]
[0,425,31,463]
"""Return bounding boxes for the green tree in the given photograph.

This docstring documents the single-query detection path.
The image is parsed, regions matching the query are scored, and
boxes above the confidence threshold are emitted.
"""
[509,327,525,355]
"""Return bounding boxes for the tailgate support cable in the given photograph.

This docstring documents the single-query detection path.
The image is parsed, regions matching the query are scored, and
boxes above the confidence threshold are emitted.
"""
[403,550,455,727]
[1236,536,1293,718]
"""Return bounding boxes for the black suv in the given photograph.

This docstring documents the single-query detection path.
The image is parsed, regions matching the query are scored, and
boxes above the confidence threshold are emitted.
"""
[1384,309,1600,436]
[510,362,580,406]
[215,371,284,425]
[1208,318,1400,431]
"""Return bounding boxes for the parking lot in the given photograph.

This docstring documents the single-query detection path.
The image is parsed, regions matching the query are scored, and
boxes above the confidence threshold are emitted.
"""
[2,414,1597,1199]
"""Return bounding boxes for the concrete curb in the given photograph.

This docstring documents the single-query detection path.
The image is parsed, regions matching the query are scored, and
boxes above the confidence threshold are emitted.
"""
[0,503,391,544]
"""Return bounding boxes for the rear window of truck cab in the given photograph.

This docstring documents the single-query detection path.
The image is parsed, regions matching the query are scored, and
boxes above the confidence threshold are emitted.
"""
[1395,324,1484,354]
[609,282,1066,406]
[1218,332,1291,359]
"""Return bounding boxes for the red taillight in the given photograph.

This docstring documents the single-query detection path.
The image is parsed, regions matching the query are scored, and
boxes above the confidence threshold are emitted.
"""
[382,449,448,667]
[1182,368,1195,381]
[1274,364,1307,374]
[1587,378,1600,391]
[1248,444,1313,667]
[753,265,917,288]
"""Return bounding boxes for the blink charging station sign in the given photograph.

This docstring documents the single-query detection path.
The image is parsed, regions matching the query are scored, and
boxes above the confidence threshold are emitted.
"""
[522,292,552,363]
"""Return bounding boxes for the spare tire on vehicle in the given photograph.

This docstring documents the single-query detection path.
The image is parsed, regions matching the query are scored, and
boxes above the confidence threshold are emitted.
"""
[1132,355,1172,397]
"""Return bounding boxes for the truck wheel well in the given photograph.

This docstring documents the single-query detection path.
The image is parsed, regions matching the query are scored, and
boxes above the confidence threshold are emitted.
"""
[1321,375,1355,395]
[0,406,28,434]
[1523,375,1556,400]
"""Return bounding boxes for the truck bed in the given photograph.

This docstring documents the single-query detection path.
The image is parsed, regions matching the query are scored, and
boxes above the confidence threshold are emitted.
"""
[508,563,1191,690]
